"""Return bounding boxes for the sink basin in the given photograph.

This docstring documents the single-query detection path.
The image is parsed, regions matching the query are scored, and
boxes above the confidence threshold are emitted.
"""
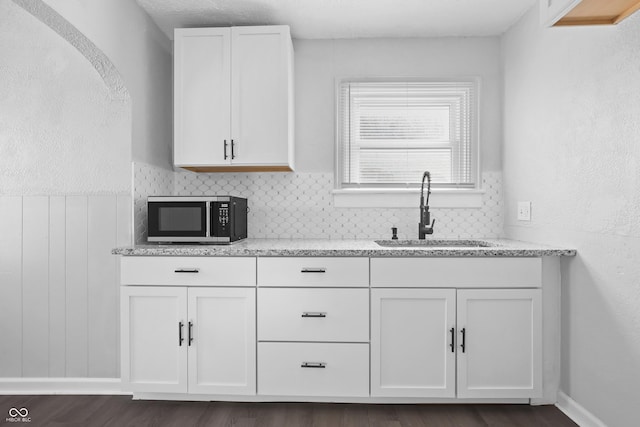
[375,239,496,248]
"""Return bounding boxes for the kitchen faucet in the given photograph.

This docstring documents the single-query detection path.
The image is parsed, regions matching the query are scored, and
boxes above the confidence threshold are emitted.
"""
[418,171,435,239]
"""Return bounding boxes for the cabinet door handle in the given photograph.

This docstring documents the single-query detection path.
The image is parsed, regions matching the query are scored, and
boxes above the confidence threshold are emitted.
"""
[301,312,327,318]
[223,140,228,160]
[178,321,184,346]
[460,327,466,353]
[301,362,326,368]
[300,268,326,273]
[450,327,455,353]
[174,268,199,273]
[188,321,193,346]
[231,139,236,159]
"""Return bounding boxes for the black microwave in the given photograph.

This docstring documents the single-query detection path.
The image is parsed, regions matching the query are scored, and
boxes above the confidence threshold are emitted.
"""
[147,196,247,243]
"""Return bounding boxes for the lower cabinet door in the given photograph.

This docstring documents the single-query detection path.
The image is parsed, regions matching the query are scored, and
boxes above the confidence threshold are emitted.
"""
[121,287,188,393]
[371,289,456,397]
[457,289,542,398]
[258,342,369,397]
[187,287,256,395]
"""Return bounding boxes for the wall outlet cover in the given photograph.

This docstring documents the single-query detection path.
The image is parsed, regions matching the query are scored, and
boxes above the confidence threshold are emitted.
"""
[517,201,532,221]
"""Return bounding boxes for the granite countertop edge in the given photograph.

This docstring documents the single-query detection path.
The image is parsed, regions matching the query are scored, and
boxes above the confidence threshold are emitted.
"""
[111,239,576,257]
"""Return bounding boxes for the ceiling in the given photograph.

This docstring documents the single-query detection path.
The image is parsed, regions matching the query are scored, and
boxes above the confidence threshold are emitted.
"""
[136,0,537,40]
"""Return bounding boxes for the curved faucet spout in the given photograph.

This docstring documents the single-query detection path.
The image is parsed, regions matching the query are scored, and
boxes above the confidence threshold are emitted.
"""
[420,171,431,207]
[419,171,435,239]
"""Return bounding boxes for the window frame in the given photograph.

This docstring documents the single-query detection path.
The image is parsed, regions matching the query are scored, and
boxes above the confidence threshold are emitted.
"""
[334,77,481,200]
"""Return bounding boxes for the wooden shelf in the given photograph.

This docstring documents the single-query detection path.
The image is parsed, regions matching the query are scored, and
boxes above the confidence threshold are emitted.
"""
[554,0,640,26]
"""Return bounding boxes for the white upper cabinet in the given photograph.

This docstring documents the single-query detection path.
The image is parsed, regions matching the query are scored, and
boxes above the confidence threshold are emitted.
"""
[174,26,294,172]
[540,0,582,26]
[174,28,231,166]
[231,26,294,168]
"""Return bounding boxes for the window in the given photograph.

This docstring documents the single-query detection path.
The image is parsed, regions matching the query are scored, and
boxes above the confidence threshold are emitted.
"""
[337,80,478,190]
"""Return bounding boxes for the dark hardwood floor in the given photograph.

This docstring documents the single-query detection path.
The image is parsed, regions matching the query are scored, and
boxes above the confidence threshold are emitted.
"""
[0,395,578,427]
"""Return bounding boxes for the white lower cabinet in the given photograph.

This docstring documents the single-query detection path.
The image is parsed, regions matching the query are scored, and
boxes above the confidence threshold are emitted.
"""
[371,289,456,397]
[188,288,256,394]
[457,289,542,398]
[371,288,542,399]
[121,287,188,393]
[119,255,547,402]
[121,286,256,395]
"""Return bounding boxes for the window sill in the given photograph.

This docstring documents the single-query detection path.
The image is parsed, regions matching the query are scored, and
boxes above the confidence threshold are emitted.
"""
[332,188,485,208]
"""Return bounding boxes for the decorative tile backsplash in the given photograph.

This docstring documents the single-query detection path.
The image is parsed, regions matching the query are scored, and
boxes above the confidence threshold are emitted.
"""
[134,162,503,242]
[133,162,174,244]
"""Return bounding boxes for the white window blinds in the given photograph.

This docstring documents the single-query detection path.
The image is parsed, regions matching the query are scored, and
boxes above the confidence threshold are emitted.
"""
[338,80,477,188]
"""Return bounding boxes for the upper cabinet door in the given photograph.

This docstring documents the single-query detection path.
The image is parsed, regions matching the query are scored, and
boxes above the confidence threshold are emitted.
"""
[174,28,231,167]
[231,26,294,168]
[121,286,188,393]
[457,289,542,399]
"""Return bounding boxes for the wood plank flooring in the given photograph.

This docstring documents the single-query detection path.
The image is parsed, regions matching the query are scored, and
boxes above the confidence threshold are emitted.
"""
[0,395,578,427]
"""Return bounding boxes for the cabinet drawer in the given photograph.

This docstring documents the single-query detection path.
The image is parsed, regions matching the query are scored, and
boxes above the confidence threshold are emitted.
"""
[371,257,541,288]
[258,342,369,397]
[121,256,256,286]
[257,257,369,287]
[258,288,369,342]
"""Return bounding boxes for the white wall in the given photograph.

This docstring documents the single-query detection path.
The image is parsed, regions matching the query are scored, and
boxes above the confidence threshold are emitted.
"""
[502,6,640,427]
[42,0,174,170]
[294,37,503,172]
[0,195,131,378]
[0,1,131,194]
[0,0,168,379]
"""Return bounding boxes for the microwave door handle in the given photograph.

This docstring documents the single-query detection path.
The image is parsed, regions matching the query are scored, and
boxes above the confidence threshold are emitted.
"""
[206,202,211,237]
[210,202,216,238]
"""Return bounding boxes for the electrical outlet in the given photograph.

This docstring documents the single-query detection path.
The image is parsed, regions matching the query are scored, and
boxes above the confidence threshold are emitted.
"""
[517,201,531,221]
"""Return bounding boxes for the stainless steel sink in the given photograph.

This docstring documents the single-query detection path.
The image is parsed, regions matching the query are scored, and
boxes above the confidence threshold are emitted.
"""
[374,239,497,248]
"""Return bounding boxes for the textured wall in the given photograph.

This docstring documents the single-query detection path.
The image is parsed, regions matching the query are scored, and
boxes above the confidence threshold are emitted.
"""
[0,1,131,194]
[134,162,503,243]
[42,0,174,170]
[294,37,503,172]
[502,6,640,427]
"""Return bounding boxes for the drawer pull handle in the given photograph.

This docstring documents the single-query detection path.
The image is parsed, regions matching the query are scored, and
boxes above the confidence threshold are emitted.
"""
[301,268,326,273]
[301,312,327,318]
[188,321,194,346]
[460,327,466,353]
[301,362,326,369]
[174,268,199,273]
[449,327,455,353]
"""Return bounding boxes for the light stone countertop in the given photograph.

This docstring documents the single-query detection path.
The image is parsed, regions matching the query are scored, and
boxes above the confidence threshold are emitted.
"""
[112,238,576,257]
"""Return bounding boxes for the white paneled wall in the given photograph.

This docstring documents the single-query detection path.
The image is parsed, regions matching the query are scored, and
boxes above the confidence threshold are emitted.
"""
[0,195,131,378]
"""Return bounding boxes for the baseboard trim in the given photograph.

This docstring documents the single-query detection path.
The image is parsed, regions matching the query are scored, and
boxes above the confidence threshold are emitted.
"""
[0,378,130,395]
[556,391,608,427]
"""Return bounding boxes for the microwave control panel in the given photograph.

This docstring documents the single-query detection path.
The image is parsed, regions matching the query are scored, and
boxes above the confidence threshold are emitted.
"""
[210,197,248,241]
[212,202,230,237]
[218,203,229,226]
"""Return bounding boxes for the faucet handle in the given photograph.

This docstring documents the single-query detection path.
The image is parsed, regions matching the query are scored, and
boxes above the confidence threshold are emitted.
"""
[391,227,398,240]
